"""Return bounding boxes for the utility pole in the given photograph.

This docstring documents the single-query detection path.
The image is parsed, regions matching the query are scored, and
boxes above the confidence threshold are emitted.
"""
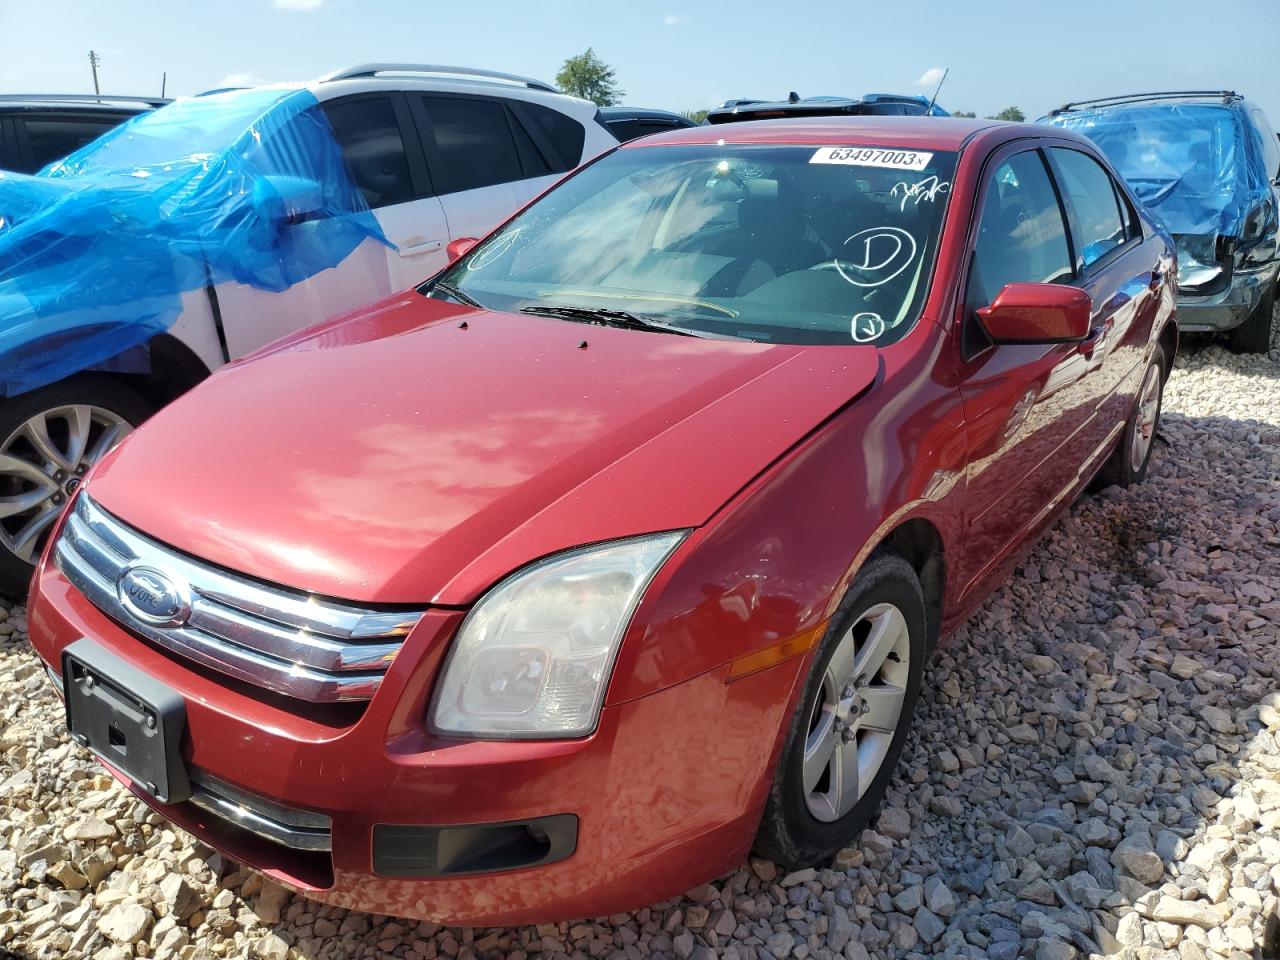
[88,50,101,96]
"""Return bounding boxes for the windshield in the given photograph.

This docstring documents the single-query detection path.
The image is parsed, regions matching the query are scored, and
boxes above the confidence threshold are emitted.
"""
[433,143,958,345]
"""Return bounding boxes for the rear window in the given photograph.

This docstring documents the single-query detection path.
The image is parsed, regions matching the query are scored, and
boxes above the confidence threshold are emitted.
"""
[510,101,585,172]
[420,95,524,194]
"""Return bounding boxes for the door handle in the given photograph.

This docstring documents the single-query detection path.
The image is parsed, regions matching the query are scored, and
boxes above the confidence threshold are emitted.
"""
[396,239,444,259]
[1077,317,1113,359]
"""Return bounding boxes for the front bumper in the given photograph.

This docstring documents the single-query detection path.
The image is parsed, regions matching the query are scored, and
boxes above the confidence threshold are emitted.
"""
[1177,263,1277,333]
[27,556,801,925]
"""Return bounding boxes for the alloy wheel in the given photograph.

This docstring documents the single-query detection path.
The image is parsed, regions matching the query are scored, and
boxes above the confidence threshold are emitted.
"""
[0,405,132,562]
[803,602,911,822]
[1129,363,1162,474]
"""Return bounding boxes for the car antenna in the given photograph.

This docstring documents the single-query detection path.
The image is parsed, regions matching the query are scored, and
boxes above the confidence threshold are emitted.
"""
[788,91,800,103]
[926,68,949,115]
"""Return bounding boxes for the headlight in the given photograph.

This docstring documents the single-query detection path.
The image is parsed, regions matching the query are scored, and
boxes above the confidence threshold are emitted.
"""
[430,531,686,739]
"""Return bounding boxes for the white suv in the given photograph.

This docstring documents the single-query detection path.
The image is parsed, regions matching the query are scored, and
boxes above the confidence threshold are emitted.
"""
[0,64,617,595]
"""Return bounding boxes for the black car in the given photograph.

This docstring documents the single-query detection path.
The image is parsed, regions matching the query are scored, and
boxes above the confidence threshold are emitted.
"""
[0,95,168,173]
[598,106,698,142]
[707,92,949,125]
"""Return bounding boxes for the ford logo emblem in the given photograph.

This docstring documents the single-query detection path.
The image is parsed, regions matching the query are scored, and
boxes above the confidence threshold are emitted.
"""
[117,565,191,627]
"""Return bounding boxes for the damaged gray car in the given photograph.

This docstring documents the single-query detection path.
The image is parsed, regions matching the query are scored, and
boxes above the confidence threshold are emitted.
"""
[1046,91,1280,352]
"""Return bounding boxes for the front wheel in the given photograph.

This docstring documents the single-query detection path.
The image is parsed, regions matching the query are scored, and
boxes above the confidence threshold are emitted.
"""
[0,376,152,600]
[1226,282,1275,355]
[753,553,926,869]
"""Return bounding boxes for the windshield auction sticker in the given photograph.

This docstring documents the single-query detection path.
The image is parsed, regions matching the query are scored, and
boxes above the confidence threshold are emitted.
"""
[810,147,934,171]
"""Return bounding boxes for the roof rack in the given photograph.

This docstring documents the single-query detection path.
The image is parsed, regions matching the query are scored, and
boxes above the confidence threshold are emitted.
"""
[1049,90,1240,115]
[317,63,558,94]
[0,93,169,108]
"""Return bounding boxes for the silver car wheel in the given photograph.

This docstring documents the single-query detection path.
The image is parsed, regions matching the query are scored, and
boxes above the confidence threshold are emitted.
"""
[803,601,911,822]
[1129,362,1162,474]
[0,405,131,561]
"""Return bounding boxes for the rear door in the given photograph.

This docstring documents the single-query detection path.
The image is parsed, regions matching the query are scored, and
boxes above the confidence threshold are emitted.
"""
[1044,144,1163,432]
[409,93,579,242]
[216,92,450,359]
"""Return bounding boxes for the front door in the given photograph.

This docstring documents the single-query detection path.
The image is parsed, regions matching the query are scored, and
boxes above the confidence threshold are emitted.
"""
[954,146,1108,597]
[218,93,450,360]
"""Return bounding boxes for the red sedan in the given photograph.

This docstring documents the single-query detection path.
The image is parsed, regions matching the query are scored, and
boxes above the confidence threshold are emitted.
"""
[27,116,1176,925]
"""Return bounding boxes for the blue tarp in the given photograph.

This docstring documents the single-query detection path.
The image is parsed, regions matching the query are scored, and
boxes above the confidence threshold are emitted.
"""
[1042,102,1273,240]
[0,86,387,397]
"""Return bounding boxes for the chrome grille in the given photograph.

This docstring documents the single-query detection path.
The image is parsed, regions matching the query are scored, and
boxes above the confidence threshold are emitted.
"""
[55,495,423,702]
[188,770,332,852]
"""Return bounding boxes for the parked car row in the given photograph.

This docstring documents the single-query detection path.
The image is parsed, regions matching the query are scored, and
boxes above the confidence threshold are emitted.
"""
[18,73,1180,924]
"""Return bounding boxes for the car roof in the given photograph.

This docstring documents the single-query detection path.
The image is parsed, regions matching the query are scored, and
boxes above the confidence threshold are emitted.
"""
[1047,90,1246,116]
[0,94,167,112]
[621,115,1005,151]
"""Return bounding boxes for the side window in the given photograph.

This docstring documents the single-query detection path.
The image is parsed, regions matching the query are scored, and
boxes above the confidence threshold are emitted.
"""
[419,95,524,194]
[22,117,121,171]
[1048,148,1127,272]
[967,150,1073,316]
[320,97,416,209]
[1251,109,1279,180]
[509,101,586,172]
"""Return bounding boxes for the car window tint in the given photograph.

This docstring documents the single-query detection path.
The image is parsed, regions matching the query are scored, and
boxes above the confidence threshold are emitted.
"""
[511,101,585,172]
[23,117,120,171]
[969,150,1073,311]
[1049,148,1127,272]
[1251,109,1280,180]
[320,97,416,208]
[420,95,523,194]
[507,112,552,177]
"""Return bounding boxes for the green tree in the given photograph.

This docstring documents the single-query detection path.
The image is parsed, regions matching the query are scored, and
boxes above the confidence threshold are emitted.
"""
[555,48,624,106]
[987,106,1026,122]
[952,110,976,118]
[682,108,709,124]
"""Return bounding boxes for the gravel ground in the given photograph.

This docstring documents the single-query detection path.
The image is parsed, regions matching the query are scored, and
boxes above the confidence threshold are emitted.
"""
[2,323,1278,960]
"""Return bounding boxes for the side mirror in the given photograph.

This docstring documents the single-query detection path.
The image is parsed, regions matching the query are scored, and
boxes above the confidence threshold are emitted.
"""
[256,175,326,224]
[976,283,1092,344]
[447,237,480,263]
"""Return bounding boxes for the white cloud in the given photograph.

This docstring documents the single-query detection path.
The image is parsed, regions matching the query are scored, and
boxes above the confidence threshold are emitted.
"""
[274,0,323,10]
[662,13,687,26]
[217,72,269,88]
[917,66,946,89]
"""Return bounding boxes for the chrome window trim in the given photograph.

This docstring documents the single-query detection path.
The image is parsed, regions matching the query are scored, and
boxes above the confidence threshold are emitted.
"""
[55,495,424,703]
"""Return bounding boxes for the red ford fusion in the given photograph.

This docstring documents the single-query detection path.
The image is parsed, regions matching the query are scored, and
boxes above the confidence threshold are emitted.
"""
[27,117,1176,925]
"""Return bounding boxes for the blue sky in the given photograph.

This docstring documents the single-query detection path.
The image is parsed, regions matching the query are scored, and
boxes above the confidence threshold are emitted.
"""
[2,0,1277,123]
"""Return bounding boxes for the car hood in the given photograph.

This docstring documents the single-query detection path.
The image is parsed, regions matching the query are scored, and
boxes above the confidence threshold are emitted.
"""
[88,293,879,604]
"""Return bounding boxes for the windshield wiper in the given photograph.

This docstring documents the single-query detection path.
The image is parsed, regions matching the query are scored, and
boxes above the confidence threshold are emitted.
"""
[429,280,484,309]
[520,304,702,337]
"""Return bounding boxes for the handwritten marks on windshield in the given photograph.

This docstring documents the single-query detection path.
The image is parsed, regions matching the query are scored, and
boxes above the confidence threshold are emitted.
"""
[850,312,886,343]
[891,176,951,212]
[834,227,919,289]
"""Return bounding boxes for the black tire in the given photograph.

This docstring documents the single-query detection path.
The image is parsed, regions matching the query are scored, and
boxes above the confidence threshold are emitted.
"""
[1227,282,1275,355]
[753,553,927,869]
[1095,349,1166,490]
[0,375,153,601]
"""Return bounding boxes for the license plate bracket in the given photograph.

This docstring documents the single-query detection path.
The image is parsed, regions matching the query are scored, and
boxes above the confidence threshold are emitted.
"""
[63,639,191,804]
